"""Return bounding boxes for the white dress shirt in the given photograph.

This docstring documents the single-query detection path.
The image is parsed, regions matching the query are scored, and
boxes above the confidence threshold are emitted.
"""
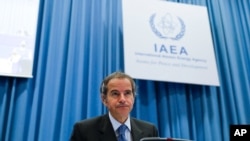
[109,112,132,141]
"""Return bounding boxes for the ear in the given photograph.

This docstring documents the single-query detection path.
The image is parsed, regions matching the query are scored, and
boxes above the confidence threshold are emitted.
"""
[101,94,107,105]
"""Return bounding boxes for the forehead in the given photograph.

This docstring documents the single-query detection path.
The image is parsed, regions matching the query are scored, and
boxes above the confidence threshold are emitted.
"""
[107,78,132,90]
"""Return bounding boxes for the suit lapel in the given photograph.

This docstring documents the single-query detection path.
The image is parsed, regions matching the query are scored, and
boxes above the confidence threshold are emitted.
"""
[98,114,118,141]
[131,119,144,141]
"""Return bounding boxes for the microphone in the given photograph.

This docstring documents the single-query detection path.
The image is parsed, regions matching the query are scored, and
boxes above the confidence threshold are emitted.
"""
[166,138,193,141]
[140,137,193,141]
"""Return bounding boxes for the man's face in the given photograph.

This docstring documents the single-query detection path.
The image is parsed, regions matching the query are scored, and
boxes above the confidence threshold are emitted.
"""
[102,78,135,123]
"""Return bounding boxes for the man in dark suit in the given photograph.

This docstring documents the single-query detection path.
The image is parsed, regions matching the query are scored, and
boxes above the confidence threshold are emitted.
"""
[70,71,158,141]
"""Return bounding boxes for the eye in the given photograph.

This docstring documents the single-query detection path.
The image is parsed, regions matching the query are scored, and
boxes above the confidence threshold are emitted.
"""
[110,91,120,97]
[124,90,133,96]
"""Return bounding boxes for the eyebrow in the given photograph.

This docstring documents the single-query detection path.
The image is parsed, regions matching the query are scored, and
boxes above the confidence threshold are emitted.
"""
[110,89,132,92]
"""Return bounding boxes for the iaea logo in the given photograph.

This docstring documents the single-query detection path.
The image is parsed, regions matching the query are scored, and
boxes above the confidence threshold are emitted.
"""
[149,13,185,40]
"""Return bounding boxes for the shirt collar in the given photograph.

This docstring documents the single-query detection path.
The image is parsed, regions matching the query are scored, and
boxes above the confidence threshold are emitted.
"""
[108,112,131,131]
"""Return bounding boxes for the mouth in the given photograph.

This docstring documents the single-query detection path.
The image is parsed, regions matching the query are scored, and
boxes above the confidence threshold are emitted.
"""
[117,105,128,108]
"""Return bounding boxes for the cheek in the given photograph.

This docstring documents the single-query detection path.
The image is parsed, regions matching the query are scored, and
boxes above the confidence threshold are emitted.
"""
[105,99,116,108]
[129,97,135,105]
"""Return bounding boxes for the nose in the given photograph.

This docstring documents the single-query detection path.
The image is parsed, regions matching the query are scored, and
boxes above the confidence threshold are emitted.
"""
[119,93,126,103]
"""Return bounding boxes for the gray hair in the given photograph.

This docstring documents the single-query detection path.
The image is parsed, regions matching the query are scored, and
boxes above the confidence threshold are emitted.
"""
[100,71,136,96]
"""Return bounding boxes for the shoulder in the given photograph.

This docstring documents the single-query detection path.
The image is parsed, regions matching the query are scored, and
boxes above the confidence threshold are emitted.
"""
[130,117,156,128]
[70,114,113,140]
[74,114,108,127]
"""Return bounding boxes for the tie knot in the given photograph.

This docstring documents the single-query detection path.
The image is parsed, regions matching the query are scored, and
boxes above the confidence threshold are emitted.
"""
[117,124,127,135]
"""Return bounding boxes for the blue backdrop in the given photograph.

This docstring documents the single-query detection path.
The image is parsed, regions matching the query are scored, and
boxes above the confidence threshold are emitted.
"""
[0,0,249,141]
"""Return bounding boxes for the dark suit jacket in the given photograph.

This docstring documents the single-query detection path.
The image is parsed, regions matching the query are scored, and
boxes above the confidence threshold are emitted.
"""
[70,114,158,141]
